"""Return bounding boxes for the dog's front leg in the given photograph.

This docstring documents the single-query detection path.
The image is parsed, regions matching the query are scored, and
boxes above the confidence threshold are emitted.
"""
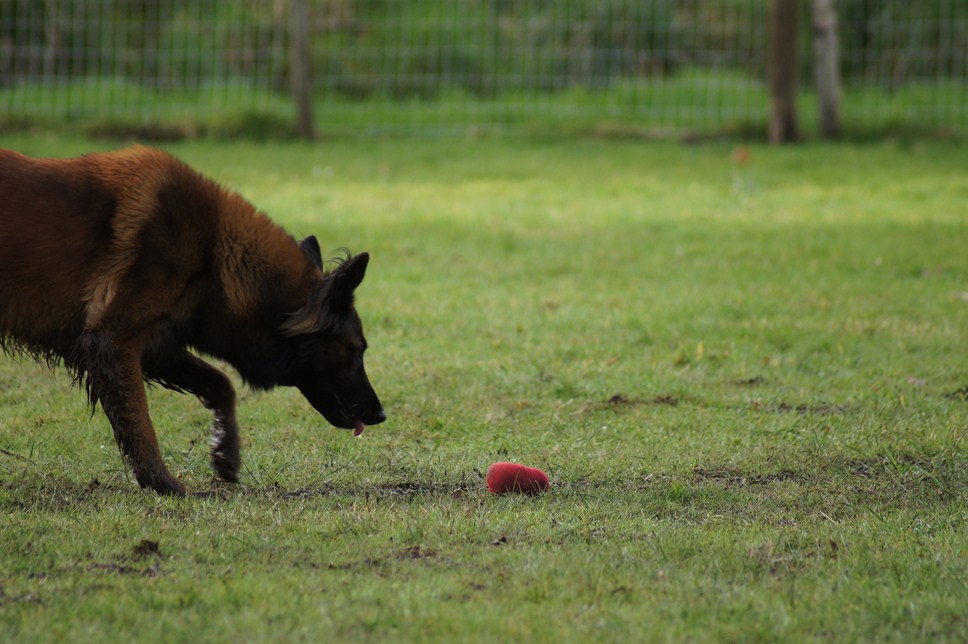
[145,350,240,484]
[80,332,185,496]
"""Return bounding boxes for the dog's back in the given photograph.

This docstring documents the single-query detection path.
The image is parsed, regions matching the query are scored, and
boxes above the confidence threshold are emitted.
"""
[0,150,118,350]
[0,147,221,352]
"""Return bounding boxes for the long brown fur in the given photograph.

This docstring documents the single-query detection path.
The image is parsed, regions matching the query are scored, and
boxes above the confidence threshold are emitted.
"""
[0,146,384,495]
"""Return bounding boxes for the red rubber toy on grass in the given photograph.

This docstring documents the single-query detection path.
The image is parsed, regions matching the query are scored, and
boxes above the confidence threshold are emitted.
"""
[486,462,550,495]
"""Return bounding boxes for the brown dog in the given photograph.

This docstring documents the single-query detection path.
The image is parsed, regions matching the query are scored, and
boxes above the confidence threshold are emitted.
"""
[0,146,385,495]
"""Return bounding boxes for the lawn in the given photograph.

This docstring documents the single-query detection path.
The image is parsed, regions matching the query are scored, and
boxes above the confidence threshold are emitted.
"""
[1,134,966,642]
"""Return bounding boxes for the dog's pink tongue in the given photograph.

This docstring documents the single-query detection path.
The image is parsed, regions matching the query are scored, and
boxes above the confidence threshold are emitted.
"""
[353,419,366,436]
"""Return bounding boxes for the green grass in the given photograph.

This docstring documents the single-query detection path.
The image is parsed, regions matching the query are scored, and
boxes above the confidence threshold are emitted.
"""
[1,135,967,641]
[3,73,965,140]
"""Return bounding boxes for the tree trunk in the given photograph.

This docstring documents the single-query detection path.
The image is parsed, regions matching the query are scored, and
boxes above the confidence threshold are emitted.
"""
[812,0,842,139]
[769,0,799,143]
[290,0,316,141]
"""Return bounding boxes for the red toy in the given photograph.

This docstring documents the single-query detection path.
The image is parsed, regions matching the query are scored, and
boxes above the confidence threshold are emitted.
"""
[486,462,550,495]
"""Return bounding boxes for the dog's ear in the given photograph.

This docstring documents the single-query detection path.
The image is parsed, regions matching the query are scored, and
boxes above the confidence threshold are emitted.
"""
[330,252,369,307]
[300,235,323,269]
[282,252,369,336]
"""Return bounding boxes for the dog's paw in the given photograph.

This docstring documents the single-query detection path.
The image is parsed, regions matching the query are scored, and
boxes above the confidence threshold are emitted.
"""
[136,468,186,497]
[211,446,240,483]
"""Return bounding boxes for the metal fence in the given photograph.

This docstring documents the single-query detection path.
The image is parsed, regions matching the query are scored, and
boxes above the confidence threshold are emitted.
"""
[1,1,966,137]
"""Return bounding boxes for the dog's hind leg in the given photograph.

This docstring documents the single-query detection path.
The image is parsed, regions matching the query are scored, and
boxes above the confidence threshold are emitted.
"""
[145,350,240,484]
[79,332,186,496]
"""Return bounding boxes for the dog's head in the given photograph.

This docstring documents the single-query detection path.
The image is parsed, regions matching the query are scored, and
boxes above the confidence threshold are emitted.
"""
[281,240,385,434]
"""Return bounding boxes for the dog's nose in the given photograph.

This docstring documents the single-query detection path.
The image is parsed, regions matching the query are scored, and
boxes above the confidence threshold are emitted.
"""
[369,408,387,425]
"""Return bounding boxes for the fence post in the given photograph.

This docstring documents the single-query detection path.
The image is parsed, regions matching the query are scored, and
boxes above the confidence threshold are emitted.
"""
[812,0,842,139]
[768,0,799,143]
[290,0,315,141]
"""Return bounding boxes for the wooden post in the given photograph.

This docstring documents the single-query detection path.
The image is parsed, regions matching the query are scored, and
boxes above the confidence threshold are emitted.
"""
[44,0,59,78]
[812,0,842,139]
[768,0,799,143]
[290,0,316,140]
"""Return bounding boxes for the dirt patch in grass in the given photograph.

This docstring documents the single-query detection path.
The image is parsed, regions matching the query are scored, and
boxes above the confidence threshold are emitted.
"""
[270,481,475,501]
[325,544,439,572]
[1,477,117,512]
[945,386,968,401]
[399,544,437,561]
[0,583,41,607]
[757,401,851,415]
[131,539,161,560]
[842,454,965,500]
[82,539,164,578]
[735,376,768,387]
[87,562,160,577]
[692,466,799,488]
[606,393,680,408]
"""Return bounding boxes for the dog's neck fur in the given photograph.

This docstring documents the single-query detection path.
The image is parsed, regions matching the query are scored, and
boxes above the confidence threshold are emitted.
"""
[213,188,317,319]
